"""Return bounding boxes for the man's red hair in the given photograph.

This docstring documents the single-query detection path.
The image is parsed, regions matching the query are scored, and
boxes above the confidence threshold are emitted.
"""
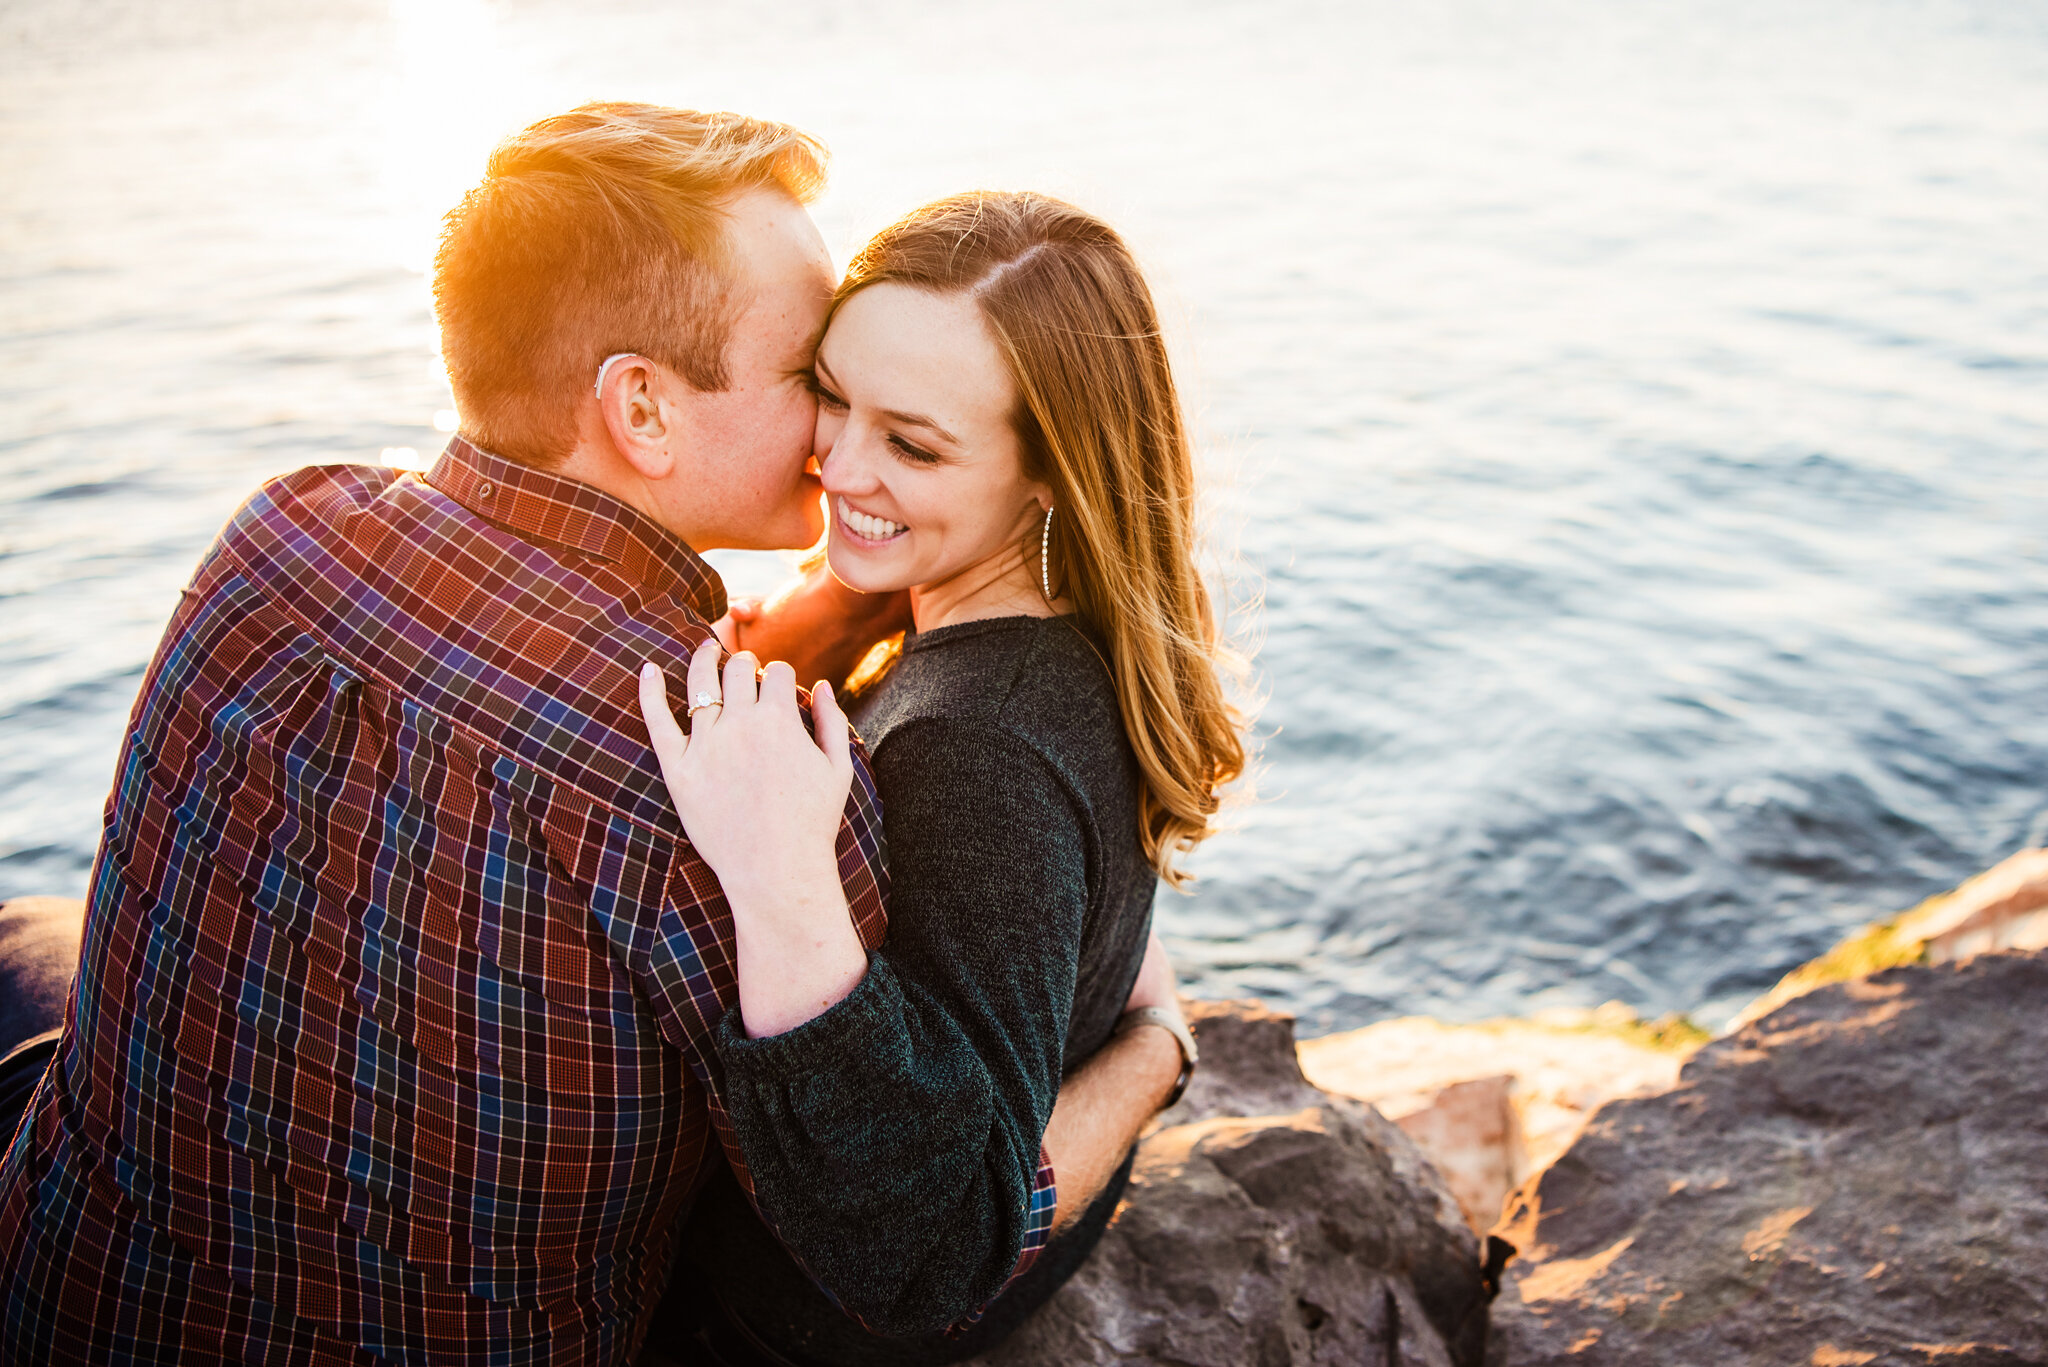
[433,102,827,468]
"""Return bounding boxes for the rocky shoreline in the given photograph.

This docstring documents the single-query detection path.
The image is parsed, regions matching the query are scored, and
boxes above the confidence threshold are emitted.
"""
[968,849,2048,1365]
[1488,948,2045,1364]
[5,855,2044,1363]
[968,1000,1499,1365]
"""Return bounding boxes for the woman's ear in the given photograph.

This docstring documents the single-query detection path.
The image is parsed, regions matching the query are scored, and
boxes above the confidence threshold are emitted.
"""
[599,356,676,480]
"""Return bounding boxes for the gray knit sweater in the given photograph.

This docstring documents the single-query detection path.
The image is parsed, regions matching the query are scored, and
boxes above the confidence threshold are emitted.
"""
[682,614,1156,1364]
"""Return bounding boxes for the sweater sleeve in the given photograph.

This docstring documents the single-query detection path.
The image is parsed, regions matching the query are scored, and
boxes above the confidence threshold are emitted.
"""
[710,715,1087,1338]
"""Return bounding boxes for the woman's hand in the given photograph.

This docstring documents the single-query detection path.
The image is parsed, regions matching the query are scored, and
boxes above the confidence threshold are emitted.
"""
[639,640,869,1037]
[709,604,751,653]
[642,640,852,892]
[726,563,913,687]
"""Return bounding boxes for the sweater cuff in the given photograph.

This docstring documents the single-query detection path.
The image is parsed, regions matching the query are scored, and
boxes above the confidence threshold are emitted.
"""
[711,954,903,1083]
[943,1144,1058,1338]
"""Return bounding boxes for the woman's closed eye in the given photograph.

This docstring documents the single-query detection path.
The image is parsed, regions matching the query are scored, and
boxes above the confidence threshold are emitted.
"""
[887,433,941,466]
[807,370,941,464]
[806,372,848,412]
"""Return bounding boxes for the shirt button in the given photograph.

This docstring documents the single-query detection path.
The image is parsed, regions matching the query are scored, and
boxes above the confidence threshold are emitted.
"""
[477,480,496,499]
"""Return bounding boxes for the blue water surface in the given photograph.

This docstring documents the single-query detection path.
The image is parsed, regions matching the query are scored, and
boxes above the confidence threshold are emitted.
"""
[3,0,2045,1031]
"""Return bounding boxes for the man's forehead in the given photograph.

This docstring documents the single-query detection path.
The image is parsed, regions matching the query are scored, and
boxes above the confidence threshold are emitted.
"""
[723,186,833,285]
[720,190,833,360]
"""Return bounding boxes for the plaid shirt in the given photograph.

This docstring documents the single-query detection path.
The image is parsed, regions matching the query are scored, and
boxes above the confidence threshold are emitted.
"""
[0,439,1053,1365]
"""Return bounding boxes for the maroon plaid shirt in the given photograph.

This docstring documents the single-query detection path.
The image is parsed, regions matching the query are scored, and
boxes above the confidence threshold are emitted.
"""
[0,439,1052,1365]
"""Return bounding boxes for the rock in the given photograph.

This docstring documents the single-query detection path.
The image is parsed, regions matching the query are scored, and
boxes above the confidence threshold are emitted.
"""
[1922,848,2048,963]
[969,1000,1496,1367]
[1299,1005,1698,1233]
[1382,1075,1523,1238]
[1731,847,2048,1031]
[1488,950,2048,1365]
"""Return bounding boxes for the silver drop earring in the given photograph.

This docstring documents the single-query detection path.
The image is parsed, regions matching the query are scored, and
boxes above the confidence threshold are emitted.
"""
[1040,506,1055,603]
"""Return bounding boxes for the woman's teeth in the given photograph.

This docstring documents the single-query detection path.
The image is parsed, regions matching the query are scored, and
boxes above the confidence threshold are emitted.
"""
[838,497,906,542]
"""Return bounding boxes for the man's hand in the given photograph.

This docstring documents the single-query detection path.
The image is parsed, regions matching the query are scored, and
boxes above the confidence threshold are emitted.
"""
[729,560,913,688]
[1040,932,1190,1233]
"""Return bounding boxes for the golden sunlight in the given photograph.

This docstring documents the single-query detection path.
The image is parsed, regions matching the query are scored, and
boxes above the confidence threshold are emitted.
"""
[382,0,525,275]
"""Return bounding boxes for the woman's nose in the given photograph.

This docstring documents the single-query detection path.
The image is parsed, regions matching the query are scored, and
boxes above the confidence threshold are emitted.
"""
[817,424,879,494]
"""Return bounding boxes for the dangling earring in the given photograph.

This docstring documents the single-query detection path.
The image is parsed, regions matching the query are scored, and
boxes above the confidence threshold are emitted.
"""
[1040,505,1055,603]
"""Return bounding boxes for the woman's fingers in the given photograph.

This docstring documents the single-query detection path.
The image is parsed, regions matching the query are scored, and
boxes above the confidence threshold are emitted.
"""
[686,636,723,730]
[812,680,852,774]
[638,663,687,786]
[711,598,763,652]
[757,660,799,718]
[722,649,761,712]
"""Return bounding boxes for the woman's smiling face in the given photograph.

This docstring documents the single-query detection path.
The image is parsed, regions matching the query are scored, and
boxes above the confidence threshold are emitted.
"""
[812,283,1052,620]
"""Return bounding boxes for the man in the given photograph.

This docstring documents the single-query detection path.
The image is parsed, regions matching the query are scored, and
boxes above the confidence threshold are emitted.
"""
[0,104,1187,1365]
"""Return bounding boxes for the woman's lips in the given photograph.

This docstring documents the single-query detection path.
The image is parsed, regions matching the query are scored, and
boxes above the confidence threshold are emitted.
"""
[836,496,907,545]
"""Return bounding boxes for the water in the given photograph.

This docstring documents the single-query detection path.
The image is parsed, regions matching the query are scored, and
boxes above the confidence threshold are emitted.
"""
[4,0,2046,1033]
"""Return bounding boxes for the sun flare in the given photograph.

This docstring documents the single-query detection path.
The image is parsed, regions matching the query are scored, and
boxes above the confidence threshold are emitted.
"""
[381,0,529,275]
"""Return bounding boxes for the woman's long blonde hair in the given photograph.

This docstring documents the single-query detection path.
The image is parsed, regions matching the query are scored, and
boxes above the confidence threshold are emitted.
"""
[836,191,1245,884]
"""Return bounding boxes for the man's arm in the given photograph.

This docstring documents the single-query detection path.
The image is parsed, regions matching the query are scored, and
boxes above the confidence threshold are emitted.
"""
[1042,931,1189,1232]
[1042,1026,1181,1232]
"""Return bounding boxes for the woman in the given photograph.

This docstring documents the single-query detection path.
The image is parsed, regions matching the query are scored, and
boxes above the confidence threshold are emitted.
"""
[639,191,1244,1364]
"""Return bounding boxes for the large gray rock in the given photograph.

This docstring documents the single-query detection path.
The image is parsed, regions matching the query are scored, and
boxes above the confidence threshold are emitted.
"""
[970,1000,1494,1367]
[1490,950,2048,1366]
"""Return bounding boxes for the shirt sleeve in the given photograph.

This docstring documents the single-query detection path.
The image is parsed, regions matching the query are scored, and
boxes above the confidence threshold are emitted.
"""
[710,716,1085,1340]
[628,687,893,1282]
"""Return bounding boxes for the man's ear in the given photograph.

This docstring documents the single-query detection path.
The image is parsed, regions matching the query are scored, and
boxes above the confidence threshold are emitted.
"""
[598,356,677,480]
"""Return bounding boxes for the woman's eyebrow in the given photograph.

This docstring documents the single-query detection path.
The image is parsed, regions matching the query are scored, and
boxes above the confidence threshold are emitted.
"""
[883,408,960,446]
[815,355,961,446]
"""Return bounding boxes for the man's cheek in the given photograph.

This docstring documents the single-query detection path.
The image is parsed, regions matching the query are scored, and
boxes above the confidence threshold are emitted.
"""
[790,393,822,454]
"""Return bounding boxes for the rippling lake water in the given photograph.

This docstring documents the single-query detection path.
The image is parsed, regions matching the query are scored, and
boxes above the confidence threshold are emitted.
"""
[4,0,2045,1032]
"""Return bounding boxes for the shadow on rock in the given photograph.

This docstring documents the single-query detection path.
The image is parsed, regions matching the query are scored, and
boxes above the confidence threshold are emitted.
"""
[969,1001,1496,1367]
[1489,950,2048,1366]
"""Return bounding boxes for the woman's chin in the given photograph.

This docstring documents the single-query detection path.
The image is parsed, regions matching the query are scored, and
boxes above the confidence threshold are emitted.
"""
[824,539,910,597]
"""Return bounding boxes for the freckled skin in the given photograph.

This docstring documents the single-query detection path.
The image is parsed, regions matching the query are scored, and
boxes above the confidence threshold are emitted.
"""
[671,187,840,553]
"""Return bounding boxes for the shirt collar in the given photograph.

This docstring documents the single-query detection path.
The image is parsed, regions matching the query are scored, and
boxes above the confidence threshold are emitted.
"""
[426,435,726,622]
